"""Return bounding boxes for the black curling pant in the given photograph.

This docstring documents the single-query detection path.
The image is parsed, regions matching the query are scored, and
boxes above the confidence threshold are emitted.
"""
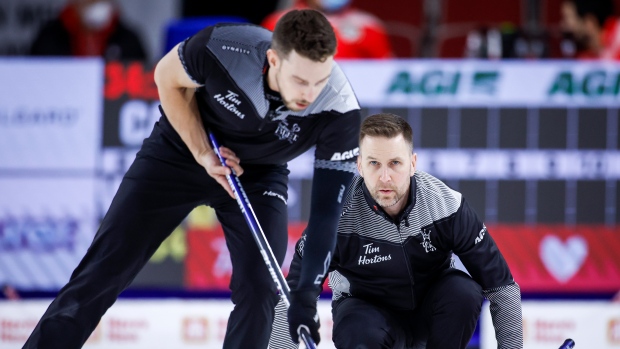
[23,116,290,349]
[332,269,484,349]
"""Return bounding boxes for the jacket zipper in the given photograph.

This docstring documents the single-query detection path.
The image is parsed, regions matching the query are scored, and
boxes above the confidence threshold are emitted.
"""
[258,115,268,131]
[396,223,417,310]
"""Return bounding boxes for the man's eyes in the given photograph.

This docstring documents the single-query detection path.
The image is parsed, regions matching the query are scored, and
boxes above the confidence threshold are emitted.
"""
[369,161,401,166]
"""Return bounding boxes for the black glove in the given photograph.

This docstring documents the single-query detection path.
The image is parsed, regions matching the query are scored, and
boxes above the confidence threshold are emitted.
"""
[287,288,320,344]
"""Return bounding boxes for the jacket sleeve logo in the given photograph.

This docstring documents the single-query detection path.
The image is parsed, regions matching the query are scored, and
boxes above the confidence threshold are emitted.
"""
[474,224,487,244]
[330,147,359,161]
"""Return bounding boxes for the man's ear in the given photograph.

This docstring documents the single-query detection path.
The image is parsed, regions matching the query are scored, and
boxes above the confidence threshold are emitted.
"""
[357,156,363,176]
[266,48,279,68]
[411,153,417,176]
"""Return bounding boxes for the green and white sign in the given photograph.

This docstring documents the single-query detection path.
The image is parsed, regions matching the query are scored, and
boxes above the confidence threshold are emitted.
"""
[339,60,620,106]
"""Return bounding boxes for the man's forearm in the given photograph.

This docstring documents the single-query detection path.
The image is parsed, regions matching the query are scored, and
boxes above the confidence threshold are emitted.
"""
[484,282,524,349]
[154,42,211,163]
[297,168,354,290]
[159,86,212,162]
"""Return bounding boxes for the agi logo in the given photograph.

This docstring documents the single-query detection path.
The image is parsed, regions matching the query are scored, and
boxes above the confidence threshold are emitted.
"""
[474,224,487,244]
[330,147,359,161]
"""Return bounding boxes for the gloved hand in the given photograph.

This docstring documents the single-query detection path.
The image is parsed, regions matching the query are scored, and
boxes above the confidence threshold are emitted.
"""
[287,288,320,344]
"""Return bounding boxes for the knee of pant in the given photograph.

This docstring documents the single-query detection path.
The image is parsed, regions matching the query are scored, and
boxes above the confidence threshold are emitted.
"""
[231,279,278,304]
[462,279,484,304]
[334,326,389,348]
[334,314,396,348]
[448,278,484,313]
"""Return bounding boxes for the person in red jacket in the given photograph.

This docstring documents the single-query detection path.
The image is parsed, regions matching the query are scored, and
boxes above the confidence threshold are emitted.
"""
[561,0,620,60]
[30,0,146,61]
[262,0,393,59]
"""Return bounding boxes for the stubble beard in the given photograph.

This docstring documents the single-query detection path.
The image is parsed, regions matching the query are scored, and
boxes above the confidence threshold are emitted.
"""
[372,187,403,209]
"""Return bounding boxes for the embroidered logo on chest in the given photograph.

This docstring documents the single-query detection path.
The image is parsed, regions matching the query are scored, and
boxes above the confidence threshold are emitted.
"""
[358,243,392,265]
[213,90,245,119]
[275,120,300,143]
[420,228,437,253]
[266,105,288,121]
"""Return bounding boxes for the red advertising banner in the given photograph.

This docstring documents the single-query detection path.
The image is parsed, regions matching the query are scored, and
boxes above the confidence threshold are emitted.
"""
[489,224,620,293]
[185,221,307,290]
[186,223,620,293]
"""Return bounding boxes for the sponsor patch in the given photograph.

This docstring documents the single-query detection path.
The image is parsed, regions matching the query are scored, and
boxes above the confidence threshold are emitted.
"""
[330,147,359,161]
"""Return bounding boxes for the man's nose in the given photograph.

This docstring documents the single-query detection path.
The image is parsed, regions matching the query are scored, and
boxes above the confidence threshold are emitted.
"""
[379,168,391,182]
[302,85,319,102]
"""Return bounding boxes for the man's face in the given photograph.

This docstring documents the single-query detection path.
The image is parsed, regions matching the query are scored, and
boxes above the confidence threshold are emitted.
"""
[76,0,114,30]
[357,134,416,216]
[268,49,333,111]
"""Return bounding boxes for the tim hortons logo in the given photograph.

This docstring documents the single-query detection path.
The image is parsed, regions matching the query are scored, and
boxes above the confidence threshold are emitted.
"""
[213,90,245,119]
[358,243,392,265]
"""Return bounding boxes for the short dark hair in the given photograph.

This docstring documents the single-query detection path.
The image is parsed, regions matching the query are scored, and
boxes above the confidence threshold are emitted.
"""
[360,113,414,152]
[567,0,614,27]
[271,9,337,62]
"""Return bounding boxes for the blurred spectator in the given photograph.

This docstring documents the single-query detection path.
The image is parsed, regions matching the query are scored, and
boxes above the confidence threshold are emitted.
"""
[561,0,620,59]
[1,284,20,301]
[262,0,393,59]
[30,0,146,61]
[464,26,504,59]
[464,24,549,59]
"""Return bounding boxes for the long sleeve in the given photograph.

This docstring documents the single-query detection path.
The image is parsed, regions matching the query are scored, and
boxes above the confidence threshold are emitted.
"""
[450,198,523,348]
[270,298,299,349]
[297,167,355,291]
[297,109,360,292]
[483,282,524,349]
[269,239,305,349]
